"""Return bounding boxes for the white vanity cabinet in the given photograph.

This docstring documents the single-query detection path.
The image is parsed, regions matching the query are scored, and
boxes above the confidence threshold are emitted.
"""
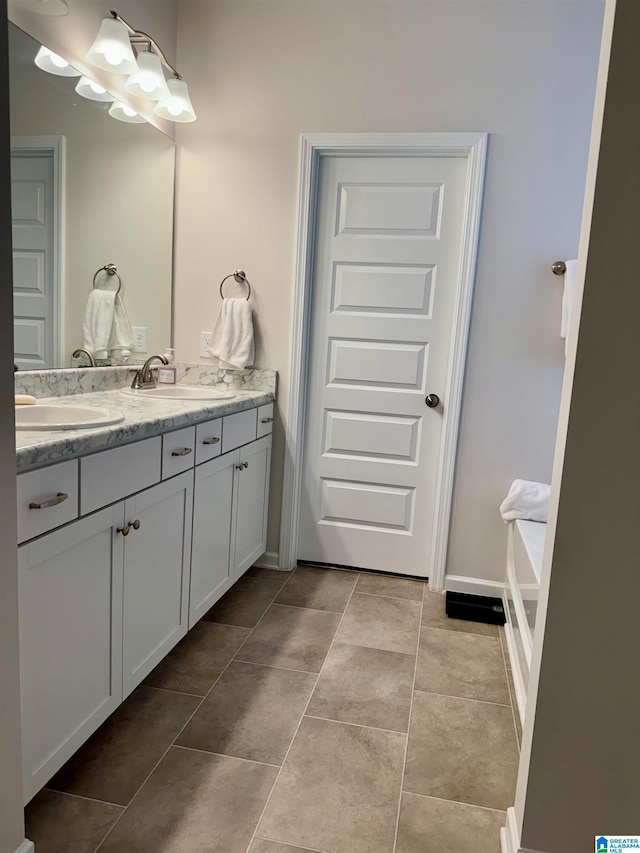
[18,504,125,802]
[16,399,273,803]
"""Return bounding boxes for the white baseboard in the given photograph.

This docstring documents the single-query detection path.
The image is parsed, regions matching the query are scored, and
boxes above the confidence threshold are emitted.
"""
[500,806,546,853]
[252,550,281,570]
[444,574,505,598]
[15,841,35,853]
[502,610,527,726]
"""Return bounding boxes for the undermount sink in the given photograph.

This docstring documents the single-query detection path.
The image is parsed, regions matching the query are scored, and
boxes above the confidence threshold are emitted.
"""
[15,405,125,431]
[121,385,235,401]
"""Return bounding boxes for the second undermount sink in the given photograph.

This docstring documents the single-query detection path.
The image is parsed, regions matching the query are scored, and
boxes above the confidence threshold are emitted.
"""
[16,405,124,431]
[121,385,235,401]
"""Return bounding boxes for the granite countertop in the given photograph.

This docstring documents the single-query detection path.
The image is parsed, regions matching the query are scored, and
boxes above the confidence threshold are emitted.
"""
[15,387,274,473]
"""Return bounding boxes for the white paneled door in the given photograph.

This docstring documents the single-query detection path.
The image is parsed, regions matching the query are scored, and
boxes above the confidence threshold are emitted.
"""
[298,153,470,576]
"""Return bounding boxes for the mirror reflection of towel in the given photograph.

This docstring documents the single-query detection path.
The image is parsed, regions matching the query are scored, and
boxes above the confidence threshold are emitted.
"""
[208,297,255,368]
[82,290,133,358]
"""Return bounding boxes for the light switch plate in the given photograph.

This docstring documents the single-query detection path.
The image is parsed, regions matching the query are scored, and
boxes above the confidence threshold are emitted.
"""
[132,327,147,352]
[200,331,213,358]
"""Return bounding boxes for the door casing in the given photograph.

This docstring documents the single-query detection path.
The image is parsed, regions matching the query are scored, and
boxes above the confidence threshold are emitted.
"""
[280,132,488,592]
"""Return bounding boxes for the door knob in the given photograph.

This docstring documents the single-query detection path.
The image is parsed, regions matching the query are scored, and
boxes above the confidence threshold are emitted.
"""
[425,394,440,409]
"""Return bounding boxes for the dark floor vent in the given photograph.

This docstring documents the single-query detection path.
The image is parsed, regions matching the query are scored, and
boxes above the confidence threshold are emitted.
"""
[445,591,506,626]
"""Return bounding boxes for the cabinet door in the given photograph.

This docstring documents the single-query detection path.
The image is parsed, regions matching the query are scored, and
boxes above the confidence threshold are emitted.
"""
[233,435,272,580]
[122,470,193,698]
[19,504,124,803]
[189,450,239,627]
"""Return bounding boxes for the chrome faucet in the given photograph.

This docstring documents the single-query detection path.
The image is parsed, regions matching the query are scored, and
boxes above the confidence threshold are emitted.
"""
[131,354,169,389]
[72,348,97,367]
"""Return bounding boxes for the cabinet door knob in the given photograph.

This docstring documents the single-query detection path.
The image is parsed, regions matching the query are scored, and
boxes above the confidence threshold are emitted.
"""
[171,447,193,457]
[243,461,249,469]
[29,492,68,510]
[235,463,244,470]
[202,436,220,445]
[132,519,141,531]
[260,417,273,424]
[117,523,131,536]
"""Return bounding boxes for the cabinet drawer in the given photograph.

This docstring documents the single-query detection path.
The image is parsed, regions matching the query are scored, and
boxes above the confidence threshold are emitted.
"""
[257,403,274,438]
[162,426,196,479]
[195,419,222,466]
[81,437,161,515]
[222,408,257,454]
[17,460,79,544]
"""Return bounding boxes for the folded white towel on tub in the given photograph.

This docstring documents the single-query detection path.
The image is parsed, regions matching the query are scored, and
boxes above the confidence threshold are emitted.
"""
[499,479,550,523]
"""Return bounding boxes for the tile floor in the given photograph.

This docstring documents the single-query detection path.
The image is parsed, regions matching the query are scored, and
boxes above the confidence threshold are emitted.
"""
[25,566,521,853]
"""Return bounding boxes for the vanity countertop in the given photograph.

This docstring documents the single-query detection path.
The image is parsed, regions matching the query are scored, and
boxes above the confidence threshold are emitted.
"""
[15,387,274,473]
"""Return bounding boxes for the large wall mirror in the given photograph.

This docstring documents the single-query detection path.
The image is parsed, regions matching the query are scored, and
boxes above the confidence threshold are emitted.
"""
[9,21,175,370]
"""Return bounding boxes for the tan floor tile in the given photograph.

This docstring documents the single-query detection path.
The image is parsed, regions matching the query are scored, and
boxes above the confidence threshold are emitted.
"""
[202,576,284,628]
[335,593,421,655]
[307,642,414,732]
[415,628,510,704]
[396,792,504,853]
[505,667,523,747]
[274,566,357,612]
[258,716,405,853]
[423,590,498,637]
[404,692,518,811]
[355,572,424,601]
[177,661,316,764]
[143,622,250,696]
[25,790,123,853]
[246,567,294,582]
[250,840,319,853]
[48,686,200,805]
[237,605,341,672]
[99,747,277,852]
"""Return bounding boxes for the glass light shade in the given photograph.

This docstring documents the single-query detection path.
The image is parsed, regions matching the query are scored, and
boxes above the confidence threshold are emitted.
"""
[154,78,196,122]
[86,18,139,75]
[124,51,170,101]
[75,76,113,102]
[108,100,147,123]
[34,45,80,77]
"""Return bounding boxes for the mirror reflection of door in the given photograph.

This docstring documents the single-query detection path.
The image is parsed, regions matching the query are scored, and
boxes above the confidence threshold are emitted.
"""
[11,137,63,370]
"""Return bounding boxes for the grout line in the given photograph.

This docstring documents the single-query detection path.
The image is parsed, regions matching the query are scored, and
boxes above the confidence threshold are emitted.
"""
[94,576,286,853]
[243,573,361,853]
[172,744,281,768]
[419,622,500,639]
[411,688,511,708]
[400,789,508,815]
[42,788,125,810]
[303,714,408,737]
[391,573,425,853]
[141,684,205,699]
[253,838,331,853]
[351,590,426,604]
[231,658,319,676]
[266,601,349,615]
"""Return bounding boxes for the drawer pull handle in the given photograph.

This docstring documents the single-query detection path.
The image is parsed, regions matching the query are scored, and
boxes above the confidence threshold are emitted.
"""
[202,437,220,445]
[261,417,273,424]
[171,447,193,457]
[29,492,68,510]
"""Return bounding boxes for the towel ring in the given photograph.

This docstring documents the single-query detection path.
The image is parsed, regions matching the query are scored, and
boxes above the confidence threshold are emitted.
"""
[219,269,251,301]
[93,263,122,295]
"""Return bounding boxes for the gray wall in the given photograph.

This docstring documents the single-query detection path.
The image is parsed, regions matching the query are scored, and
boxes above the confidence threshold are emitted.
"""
[0,3,27,850]
[516,0,640,848]
[174,0,605,581]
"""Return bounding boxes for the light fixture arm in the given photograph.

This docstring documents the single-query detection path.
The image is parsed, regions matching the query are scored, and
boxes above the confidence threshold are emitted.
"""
[109,10,182,79]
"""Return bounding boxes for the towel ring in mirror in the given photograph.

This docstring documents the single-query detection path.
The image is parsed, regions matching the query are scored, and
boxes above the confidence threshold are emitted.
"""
[219,269,251,301]
[93,263,122,295]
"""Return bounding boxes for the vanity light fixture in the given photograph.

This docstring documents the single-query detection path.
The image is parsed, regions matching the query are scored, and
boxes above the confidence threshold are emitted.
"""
[87,10,196,122]
[34,45,80,77]
[108,100,147,124]
[75,76,113,102]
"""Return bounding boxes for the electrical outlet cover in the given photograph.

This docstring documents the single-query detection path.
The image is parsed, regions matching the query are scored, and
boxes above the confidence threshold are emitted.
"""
[200,331,213,358]
[132,327,147,352]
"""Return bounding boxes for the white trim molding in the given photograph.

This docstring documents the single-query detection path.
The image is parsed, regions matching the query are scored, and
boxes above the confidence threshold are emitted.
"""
[444,574,505,598]
[501,807,547,853]
[252,550,282,571]
[15,841,35,853]
[279,132,488,590]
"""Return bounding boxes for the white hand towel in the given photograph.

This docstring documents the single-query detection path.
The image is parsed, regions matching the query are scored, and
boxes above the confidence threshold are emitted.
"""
[109,294,134,356]
[82,289,117,358]
[499,479,550,523]
[560,259,577,357]
[208,298,255,369]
